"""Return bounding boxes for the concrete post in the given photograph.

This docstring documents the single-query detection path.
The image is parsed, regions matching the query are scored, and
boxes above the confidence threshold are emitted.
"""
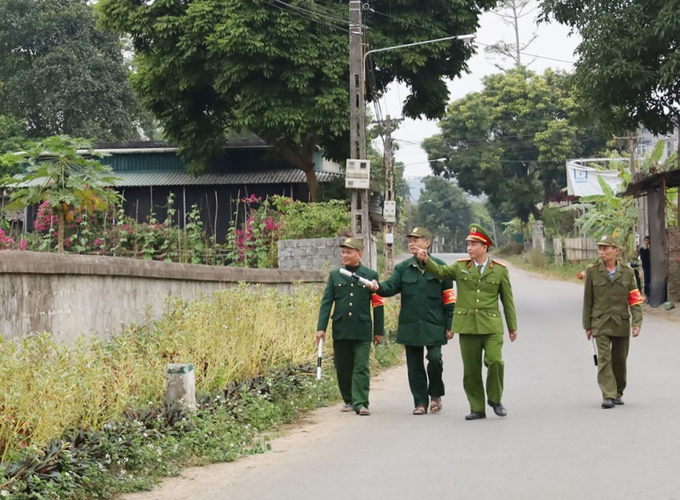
[166,363,196,410]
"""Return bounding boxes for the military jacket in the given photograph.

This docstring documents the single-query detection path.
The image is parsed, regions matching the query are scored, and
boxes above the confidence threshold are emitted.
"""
[582,260,643,337]
[424,257,517,334]
[316,263,384,341]
[376,256,455,346]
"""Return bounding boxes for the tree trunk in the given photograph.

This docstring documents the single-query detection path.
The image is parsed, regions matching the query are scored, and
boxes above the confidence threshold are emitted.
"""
[57,209,65,253]
[302,167,321,202]
[266,134,321,201]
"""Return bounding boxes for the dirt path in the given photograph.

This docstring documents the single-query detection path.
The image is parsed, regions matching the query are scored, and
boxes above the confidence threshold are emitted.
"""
[122,366,406,500]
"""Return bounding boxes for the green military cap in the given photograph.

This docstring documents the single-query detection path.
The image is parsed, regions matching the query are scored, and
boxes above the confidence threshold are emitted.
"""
[596,234,620,248]
[466,223,494,247]
[340,237,364,251]
[407,227,433,240]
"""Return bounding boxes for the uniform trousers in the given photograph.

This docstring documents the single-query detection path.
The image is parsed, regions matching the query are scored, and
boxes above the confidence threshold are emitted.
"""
[333,339,371,411]
[595,334,630,399]
[459,333,504,413]
[405,345,445,408]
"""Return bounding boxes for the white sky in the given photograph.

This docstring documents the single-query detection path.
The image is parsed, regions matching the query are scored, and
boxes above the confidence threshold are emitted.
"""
[372,2,581,178]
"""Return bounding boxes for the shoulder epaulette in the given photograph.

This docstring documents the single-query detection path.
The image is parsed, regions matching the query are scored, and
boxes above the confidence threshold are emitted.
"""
[588,263,595,268]
[491,259,506,267]
[456,258,471,262]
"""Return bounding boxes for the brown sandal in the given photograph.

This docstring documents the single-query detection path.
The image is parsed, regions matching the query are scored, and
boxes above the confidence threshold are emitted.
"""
[430,397,442,414]
[413,405,428,415]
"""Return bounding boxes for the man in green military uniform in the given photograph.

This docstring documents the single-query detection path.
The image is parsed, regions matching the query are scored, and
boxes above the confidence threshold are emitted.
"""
[414,224,517,421]
[369,227,455,415]
[316,237,384,416]
[583,235,643,409]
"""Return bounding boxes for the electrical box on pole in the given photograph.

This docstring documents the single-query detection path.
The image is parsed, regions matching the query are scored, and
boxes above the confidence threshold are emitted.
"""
[383,200,396,223]
[345,159,371,189]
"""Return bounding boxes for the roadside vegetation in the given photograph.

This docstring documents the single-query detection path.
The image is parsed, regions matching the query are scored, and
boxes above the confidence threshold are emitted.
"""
[0,285,401,499]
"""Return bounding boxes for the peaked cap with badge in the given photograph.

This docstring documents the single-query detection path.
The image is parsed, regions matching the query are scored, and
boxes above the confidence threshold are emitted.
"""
[340,237,364,251]
[466,224,493,247]
[407,227,433,240]
[596,235,619,248]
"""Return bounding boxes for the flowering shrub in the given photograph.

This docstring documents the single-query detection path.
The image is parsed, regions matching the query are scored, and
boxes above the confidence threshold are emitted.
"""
[20,197,226,264]
[0,228,27,251]
[226,195,282,268]
[226,195,350,268]
[2,194,350,267]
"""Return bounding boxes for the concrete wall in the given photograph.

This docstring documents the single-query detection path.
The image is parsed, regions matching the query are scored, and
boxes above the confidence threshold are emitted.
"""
[0,251,326,342]
[277,237,343,270]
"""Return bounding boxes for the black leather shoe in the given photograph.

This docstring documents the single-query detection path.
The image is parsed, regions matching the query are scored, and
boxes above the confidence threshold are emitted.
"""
[465,412,486,420]
[487,400,507,417]
[614,397,624,405]
[601,398,615,409]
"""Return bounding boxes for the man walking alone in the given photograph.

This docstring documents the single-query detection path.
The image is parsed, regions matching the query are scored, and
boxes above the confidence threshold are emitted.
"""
[583,235,643,409]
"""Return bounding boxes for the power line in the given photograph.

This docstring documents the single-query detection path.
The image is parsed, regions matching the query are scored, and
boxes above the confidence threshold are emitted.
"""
[473,41,575,64]
[366,6,577,66]
[269,0,356,26]
[255,0,352,34]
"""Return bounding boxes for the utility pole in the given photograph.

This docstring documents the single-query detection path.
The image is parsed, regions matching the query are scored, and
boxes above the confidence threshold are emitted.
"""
[355,31,475,270]
[348,0,372,267]
[377,115,400,274]
[627,133,647,248]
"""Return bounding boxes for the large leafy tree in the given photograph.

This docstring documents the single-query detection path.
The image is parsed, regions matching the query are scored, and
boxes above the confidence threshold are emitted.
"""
[0,0,139,141]
[541,0,680,136]
[413,176,473,251]
[98,0,495,201]
[422,68,608,221]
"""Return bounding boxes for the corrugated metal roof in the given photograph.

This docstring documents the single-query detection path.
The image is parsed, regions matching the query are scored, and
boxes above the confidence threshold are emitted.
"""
[112,169,342,187]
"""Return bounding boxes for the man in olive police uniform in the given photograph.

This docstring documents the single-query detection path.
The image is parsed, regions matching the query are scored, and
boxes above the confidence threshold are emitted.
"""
[414,224,517,421]
[583,235,643,409]
[370,227,455,415]
[316,237,384,415]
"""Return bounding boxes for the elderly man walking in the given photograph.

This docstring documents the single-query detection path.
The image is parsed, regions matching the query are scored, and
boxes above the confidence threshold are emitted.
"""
[583,235,643,409]
[414,224,517,421]
[316,237,384,416]
[370,227,455,415]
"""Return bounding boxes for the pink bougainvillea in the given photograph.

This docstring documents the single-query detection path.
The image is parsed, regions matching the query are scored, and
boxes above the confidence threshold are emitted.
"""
[0,228,28,251]
[33,201,60,232]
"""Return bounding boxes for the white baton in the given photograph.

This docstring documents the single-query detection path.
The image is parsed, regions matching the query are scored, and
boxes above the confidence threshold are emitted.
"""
[316,338,323,380]
[339,268,374,287]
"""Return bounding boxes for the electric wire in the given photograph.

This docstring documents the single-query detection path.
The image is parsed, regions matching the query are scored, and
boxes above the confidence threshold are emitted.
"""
[269,0,357,27]
[367,6,578,66]
[255,0,352,33]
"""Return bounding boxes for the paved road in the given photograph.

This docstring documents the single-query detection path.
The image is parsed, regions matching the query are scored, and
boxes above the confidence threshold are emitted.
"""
[127,254,680,500]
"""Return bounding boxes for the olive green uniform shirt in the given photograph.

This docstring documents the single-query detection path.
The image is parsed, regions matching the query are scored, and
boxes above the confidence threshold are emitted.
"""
[424,257,517,334]
[317,264,384,341]
[583,260,643,337]
[376,256,454,346]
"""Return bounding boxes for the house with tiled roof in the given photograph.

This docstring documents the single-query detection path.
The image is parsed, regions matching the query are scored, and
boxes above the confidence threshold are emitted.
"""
[78,139,343,241]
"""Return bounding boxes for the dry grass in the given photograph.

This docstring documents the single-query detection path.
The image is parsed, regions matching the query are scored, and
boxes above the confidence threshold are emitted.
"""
[0,284,398,461]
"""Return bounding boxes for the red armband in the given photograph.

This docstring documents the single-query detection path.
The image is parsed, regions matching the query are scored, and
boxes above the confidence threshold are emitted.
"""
[628,289,643,306]
[371,293,385,307]
[442,288,456,305]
